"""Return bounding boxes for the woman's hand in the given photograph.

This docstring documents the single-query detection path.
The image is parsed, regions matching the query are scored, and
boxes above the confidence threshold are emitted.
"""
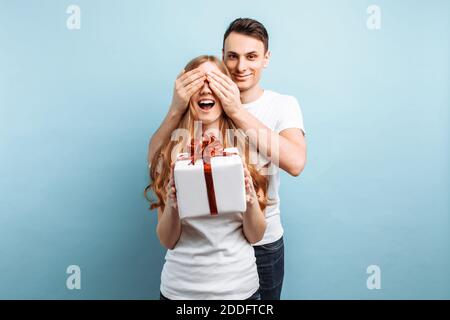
[165,164,178,211]
[242,164,266,244]
[157,163,182,250]
[170,68,206,115]
[244,165,259,206]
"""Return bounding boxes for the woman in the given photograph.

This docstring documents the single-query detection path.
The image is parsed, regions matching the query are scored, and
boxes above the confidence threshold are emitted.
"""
[145,55,269,300]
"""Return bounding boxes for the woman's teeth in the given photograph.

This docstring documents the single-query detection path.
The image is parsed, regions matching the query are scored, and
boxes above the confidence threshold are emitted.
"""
[198,100,215,110]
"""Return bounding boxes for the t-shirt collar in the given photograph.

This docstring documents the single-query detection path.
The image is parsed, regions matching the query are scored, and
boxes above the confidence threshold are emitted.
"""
[242,90,269,109]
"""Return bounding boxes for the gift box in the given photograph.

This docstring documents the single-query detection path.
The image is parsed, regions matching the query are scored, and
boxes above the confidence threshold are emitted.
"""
[174,137,247,219]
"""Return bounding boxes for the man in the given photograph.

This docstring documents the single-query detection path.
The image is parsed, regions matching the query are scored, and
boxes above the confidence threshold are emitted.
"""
[148,18,307,300]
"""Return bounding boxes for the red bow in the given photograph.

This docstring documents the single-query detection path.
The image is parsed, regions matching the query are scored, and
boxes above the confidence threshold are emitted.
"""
[190,133,225,165]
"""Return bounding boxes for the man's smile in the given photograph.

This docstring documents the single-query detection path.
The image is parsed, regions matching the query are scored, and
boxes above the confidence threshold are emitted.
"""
[233,73,253,81]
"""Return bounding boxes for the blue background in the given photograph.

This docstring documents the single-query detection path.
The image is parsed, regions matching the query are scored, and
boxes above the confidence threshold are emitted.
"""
[0,0,448,299]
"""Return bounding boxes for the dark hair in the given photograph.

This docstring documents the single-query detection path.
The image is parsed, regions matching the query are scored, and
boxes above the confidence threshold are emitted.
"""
[223,18,269,52]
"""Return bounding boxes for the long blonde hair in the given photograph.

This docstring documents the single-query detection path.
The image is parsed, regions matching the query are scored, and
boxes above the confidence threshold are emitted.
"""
[144,55,270,212]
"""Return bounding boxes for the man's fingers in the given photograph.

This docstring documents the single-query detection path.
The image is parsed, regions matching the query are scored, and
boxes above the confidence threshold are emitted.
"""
[210,69,236,87]
[208,75,233,99]
[207,73,234,97]
[179,68,205,86]
[176,69,185,79]
[178,68,202,81]
[185,77,206,94]
[180,72,205,87]
[208,81,227,102]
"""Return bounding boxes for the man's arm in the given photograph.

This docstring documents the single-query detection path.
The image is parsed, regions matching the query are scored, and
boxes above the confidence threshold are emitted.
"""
[147,109,183,165]
[229,108,306,176]
[207,70,306,176]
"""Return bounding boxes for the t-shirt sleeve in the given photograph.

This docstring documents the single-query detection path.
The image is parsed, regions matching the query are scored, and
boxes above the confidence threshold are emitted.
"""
[275,95,306,136]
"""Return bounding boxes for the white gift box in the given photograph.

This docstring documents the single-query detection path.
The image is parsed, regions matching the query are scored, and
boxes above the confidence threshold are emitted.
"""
[174,147,247,219]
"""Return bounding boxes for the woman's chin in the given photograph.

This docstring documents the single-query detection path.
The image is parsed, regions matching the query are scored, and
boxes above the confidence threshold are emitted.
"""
[194,107,220,123]
[196,115,221,127]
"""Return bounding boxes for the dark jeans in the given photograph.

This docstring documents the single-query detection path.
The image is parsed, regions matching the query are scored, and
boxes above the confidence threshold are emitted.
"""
[253,236,284,300]
[159,290,260,300]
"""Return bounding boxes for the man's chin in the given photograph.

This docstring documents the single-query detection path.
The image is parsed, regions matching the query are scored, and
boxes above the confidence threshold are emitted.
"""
[236,81,254,92]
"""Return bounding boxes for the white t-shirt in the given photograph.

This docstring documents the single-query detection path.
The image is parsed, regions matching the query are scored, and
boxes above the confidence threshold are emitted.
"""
[160,212,260,300]
[242,90,306,246]
[157,89,303,298]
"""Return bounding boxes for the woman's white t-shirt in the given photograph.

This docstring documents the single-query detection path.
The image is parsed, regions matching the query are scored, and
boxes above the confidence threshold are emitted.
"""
[160,212,259,300]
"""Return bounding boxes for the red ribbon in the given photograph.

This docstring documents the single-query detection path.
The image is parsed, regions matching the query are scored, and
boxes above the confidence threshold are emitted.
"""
[179,134,237,216]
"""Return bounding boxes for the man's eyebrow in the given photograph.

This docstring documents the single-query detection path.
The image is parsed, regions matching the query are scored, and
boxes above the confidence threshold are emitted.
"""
[226,51,259,55]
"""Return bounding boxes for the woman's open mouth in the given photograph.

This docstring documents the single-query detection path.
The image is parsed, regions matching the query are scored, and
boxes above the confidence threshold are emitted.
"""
[198,99,216,110]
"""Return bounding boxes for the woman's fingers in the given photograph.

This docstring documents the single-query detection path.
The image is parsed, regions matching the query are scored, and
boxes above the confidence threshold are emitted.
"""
[166,162,178,202]
[243,166,257,199]
[243,167,253,194]
[169,174,176,191]
[170,161,176,175]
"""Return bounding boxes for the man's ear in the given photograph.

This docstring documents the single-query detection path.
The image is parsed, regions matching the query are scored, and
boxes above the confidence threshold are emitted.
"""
[263,50,271,68]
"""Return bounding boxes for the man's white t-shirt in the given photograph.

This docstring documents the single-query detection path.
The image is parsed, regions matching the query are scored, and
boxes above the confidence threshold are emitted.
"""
[242,90,306,246]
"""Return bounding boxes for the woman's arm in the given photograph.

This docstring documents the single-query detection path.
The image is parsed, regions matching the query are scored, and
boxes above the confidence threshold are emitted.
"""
[156,170,182,250]
[242,167,267,244]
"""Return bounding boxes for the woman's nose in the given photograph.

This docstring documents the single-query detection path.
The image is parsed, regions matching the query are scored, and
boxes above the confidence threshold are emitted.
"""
[200,81,212,94]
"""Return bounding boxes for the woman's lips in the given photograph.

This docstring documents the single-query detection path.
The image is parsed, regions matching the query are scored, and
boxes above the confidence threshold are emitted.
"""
[197,99,215,112]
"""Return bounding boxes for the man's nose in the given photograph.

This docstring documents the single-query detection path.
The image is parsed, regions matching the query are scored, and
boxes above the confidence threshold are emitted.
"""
[200,81,212,94]
[237,58,247,72]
